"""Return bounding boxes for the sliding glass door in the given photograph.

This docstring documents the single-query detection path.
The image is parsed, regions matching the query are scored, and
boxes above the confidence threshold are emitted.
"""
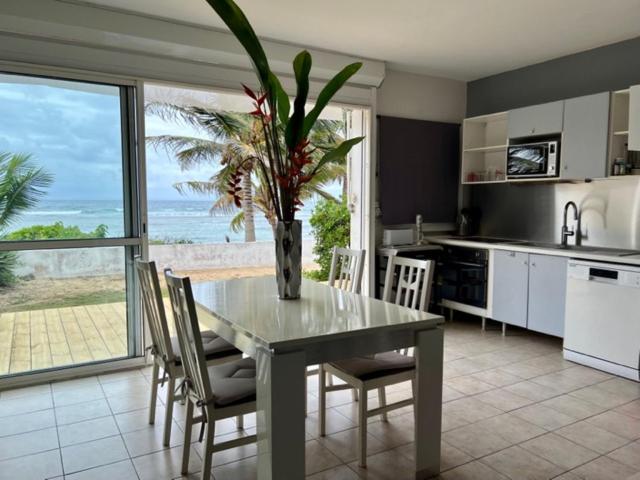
[0,70,142,379]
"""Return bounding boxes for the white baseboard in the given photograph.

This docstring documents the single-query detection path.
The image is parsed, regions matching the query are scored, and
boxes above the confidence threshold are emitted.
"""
[563,349,639,382]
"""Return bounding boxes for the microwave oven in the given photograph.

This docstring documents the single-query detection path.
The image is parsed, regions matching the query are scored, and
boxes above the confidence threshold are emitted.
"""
[507,141,559,179]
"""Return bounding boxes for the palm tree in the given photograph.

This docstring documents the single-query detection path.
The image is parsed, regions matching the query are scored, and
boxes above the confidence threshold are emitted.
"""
[146,103,346,240]
[0,152,53,286]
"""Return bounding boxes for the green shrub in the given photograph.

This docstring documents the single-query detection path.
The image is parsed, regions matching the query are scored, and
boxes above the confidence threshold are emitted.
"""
[306,199,350,281]
[0,251,17,287]
[5,222,108,240]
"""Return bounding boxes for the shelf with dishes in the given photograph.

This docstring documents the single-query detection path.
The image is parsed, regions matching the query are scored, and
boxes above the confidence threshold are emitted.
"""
[461,112,508,184]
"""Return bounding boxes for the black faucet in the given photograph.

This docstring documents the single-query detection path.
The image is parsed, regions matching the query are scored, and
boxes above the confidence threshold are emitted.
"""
[561,201,579,247]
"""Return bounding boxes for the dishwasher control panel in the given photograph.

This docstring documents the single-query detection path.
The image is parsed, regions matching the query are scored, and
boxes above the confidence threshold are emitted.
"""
[568,260,640,287]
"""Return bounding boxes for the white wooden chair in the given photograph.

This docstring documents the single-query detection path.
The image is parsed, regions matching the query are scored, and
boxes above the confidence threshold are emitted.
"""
[164,270,257,480]
[135,258,242,447]
[318,255,435,467]
[306,247,366,409]
[328,246,366,294]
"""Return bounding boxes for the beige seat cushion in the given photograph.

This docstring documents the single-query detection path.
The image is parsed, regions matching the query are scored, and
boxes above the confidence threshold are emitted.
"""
[171,330,240,364]
[208,357,256,407]
[330,351,415,380]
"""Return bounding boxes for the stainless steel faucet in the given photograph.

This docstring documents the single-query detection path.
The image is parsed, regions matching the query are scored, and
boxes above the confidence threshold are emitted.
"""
[561,201,579,247]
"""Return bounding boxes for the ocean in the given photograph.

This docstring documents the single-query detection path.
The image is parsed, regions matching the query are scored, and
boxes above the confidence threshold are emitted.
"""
[9,199,316,243]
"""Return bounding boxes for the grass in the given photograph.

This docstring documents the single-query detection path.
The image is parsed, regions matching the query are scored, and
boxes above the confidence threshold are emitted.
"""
[2,290,125,313]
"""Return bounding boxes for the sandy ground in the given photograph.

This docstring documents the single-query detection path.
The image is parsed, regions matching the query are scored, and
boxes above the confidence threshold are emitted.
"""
[0,264,318,311]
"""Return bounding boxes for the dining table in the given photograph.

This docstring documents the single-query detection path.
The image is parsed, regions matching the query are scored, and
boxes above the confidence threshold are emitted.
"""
[191,275,444,480]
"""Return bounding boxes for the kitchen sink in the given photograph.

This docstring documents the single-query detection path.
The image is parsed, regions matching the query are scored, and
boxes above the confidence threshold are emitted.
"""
[503,241,640,256]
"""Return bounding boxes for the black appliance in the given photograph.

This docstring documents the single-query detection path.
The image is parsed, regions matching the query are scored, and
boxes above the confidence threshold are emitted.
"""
[436,246,488,309]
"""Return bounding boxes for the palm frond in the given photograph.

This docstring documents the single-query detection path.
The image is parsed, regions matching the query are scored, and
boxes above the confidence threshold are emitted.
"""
[0,152,53,229]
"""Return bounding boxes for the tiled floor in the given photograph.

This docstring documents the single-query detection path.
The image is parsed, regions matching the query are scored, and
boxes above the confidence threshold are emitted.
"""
[1,317,640,479]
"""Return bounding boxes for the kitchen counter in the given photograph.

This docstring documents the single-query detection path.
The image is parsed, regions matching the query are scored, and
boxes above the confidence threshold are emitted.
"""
[377,243,443,256]
[425,235,640,266]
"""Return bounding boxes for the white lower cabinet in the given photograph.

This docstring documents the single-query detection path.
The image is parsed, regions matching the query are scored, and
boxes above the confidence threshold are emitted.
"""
[527,254,568,337]
[492,250,528,328]
[491,250,567,337]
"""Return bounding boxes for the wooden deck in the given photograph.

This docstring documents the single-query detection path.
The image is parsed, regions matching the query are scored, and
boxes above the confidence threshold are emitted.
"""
[0,303,128,376]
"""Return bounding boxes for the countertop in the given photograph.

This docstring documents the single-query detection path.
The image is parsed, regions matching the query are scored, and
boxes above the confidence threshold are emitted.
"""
[425,235,640,267]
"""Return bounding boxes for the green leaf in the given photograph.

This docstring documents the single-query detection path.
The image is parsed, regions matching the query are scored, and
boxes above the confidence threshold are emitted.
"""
[302,62,362,140]
[268,72,290,125]
[204,0,271,90]
[313,136,364,175]
[285,50,312,150]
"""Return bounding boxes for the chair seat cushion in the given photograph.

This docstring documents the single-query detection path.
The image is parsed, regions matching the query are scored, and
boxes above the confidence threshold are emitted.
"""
[171,330,241,364]
[330,351,415,380]
[208,357,256,407]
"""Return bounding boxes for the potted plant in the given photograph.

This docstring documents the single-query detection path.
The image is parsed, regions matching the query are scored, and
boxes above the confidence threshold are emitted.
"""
[206,0,364,299]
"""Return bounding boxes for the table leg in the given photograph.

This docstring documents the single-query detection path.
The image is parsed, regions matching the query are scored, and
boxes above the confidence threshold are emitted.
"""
[256,348,306,480]
[414,327,444,479]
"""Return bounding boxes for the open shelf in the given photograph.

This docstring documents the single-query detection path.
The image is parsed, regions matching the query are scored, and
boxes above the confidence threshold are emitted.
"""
[608,90,631,176]
[462,112,508,185]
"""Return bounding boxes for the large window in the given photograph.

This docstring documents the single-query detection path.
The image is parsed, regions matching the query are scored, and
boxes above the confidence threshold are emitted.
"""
[0,71,141,379]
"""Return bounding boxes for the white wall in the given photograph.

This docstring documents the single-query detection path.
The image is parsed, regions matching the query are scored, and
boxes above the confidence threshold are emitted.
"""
[376,70,466,123]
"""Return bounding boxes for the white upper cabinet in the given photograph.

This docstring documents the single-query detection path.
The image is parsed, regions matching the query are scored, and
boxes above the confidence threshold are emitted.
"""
[561,92,610,180]
[629,84,640,151]
[508,100,564,139]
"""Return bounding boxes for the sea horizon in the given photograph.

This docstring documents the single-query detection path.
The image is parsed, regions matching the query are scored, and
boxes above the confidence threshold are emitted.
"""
[9,198,317,243]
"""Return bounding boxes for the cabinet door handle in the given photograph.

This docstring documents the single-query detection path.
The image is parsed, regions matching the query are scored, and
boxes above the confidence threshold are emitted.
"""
[524,261,528,265]
[531,262,536,267]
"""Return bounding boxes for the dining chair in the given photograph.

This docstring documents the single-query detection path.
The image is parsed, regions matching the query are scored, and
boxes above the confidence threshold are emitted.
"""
[328,246,366,294]
[318,255,434,467]
[135,258,243,447]
[306,246,367,410]
[164,270,257,480]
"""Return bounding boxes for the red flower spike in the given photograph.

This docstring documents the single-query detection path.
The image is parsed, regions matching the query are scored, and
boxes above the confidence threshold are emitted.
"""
[242,84,258,101]
[234,197,242,208]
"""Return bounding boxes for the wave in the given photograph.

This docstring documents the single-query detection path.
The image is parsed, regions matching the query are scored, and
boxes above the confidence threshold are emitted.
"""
[24,210,82,215]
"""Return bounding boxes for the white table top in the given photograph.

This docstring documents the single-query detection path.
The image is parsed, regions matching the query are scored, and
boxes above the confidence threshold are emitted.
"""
[192,276,443,352]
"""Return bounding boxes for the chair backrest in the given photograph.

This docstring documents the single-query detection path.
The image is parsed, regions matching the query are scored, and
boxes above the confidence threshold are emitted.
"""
[382,255,434,312]
[135,258,174,363]
[164,269,214,404]
[328,246,366,294]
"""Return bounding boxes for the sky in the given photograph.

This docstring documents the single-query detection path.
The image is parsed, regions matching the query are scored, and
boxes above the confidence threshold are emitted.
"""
[0,74,344,204]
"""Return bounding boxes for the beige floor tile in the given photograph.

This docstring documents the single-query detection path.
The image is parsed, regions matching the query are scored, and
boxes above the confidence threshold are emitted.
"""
[441,441,474,471]
[569,384,637,409]
[439,459,509,480]
[51,376,99,393]
[348,449,416,480]
[608,440,640,470]
[115,406,167,434]
[366,412,415,449]
[306,408,356,438]
[98,368,145,384]
[133,444,202,480]
[511,403,578,430]
[443,397,503,423]
[107,391,161,414]
[445,376,495,395]
[586,410,640,440]
[192,429,256,468]
[0,449,62,480]
[52,384,105,407]
[0,384,51,401]
[64,459,138,480]
[307,464,360,479]
[121,420,183,457]
[593,377,639,399]
[504,380,565,402]
[470,368,523,387]
[318,427,386,463]
[0,427,58,462]
[306,439,343,475]
[616,400,640,420]
[556,420,629,454]
[473,388,533,412]
[55,398,111,426]
[442,385,467,403]
[101,376,150,397]
[475,413,546,444]
[443,422,512,458]
[540,394,606,420]
[211,455,256,480]
[520,433,599,470]
[0,393,53,418]
[61,435,129,474]
[570,456,639,480]
[0,409,55,438]
[58,415,120,447]
[480,445,563,480]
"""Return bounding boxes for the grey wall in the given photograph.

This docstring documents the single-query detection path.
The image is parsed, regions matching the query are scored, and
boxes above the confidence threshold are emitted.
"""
[467,36,640,116]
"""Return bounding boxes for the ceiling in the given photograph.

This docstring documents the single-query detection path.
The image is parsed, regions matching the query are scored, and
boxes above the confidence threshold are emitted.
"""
[80,0,640,81]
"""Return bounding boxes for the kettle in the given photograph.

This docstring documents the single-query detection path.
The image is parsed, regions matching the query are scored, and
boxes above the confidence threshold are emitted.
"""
[456,208,479,237]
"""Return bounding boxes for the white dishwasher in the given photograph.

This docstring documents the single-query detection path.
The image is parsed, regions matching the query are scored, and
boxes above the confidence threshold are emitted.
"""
[564,260,640,381]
